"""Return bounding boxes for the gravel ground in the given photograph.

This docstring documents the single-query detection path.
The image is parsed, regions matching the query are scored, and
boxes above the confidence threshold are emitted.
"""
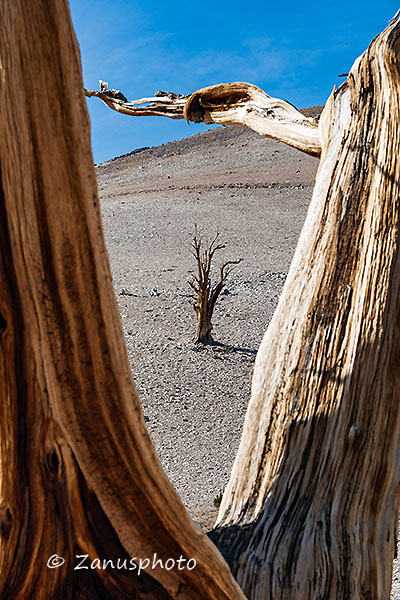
[96,112,400,597]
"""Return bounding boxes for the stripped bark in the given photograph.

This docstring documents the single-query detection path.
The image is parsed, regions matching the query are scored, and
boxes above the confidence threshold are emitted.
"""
[210,16,400,600]
[0,1,245,599]
[85,82,321,156]
[85,81,188,119]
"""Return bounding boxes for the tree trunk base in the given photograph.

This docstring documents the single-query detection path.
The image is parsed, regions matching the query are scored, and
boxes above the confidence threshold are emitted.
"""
[194,334,214,345]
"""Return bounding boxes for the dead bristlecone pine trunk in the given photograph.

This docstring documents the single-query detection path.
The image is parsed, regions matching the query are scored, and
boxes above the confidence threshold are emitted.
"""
[188,229,242,343]
[208,19,400,600]
[3,1,400,598]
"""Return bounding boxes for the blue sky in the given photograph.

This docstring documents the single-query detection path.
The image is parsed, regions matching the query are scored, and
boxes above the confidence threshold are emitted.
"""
[69,1,398,164]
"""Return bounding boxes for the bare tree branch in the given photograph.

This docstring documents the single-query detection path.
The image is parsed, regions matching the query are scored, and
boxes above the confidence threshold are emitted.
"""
[220,258,243,281]
[85,81,321,156]
[208,258,243,315]
[85,81,188,119]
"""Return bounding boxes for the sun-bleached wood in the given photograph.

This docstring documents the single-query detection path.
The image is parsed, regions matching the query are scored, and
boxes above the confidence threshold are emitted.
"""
[184,82,321,156]
[85,81,321,156]
[85,81,188,119]
[0,1,245,599]
[209,15,400,600]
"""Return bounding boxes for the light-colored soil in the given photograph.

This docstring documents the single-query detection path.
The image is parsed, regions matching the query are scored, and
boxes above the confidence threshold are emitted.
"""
[96,109,400,597]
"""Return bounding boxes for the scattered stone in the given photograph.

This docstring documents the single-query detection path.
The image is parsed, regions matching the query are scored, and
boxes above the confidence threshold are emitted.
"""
[119,288,135,296]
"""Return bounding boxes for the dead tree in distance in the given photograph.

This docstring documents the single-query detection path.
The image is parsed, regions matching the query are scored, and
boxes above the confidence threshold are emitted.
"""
[188,228,242,343]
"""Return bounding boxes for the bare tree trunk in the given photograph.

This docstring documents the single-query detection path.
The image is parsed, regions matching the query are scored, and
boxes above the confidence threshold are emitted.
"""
[210,16,400,600]
[0,2,245,599]
[195,307,213,343]
[188,230,241,343]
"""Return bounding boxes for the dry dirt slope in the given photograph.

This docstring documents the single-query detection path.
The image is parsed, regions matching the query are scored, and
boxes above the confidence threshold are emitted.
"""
[96,110,400,598]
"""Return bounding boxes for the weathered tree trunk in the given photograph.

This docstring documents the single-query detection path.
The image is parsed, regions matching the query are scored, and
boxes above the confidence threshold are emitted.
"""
[195,308,213,343]
[210,17,400,600]
[87,13,400,599]
[0,2,245,599]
